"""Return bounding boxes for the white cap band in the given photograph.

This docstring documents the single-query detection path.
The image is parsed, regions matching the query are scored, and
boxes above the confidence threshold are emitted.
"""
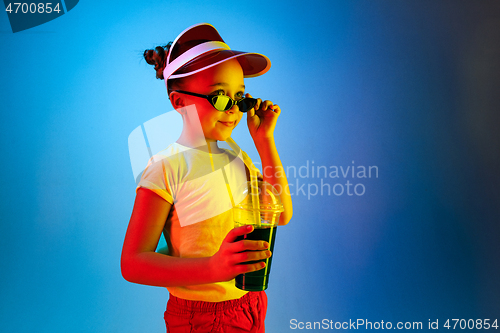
[163,41,230,82]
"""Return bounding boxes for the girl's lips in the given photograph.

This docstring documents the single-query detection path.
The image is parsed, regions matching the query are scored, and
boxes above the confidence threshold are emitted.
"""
[219,121,235,127]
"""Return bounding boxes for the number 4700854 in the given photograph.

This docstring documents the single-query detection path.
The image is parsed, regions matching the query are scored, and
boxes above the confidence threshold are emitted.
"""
[444,319,498,330]
[5,3,62,14]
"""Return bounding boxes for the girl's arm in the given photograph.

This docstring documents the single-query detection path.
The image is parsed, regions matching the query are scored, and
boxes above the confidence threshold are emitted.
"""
[254,137,293,225]
[246,95,293,225]
[120,187,271,287]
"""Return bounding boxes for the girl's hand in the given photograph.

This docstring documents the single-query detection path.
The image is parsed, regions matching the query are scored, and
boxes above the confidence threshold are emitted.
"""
[208,225,271,282]
[246,93,281,142]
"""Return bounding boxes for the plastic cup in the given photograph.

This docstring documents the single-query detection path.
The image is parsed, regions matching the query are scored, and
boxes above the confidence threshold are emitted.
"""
[233,181,284,291]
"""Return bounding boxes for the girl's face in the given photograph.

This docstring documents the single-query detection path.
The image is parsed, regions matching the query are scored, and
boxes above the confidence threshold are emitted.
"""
[179,59,246,142]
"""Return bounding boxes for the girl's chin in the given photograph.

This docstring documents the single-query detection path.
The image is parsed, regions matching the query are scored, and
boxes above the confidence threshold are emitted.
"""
[213,128,235,141]
[214,134,231,142]
[204,134,231,142]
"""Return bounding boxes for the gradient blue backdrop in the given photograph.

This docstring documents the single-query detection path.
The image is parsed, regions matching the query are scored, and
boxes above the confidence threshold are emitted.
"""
[1,0,499,332]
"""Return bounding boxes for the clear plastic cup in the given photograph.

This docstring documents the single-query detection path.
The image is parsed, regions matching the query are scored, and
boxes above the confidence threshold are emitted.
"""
[233,180,284,291]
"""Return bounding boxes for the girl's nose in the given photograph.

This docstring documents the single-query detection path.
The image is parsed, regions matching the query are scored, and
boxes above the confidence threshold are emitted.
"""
[225,103,238,114]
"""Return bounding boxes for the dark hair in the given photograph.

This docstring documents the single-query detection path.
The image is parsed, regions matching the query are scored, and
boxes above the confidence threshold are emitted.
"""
[144,42,172,80]
[144,42,183,95]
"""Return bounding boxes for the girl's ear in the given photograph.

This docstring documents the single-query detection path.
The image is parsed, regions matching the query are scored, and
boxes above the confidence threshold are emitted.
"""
[169,91,185,110]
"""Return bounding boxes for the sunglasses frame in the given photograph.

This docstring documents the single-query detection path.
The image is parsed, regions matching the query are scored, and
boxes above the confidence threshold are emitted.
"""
[173,90,257,112]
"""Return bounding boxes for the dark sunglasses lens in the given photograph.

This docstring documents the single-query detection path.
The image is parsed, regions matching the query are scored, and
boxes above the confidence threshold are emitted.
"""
[237,98,256,112]
[212,95,232,111]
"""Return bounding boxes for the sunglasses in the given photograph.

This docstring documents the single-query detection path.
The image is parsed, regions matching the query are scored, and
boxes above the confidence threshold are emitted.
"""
[174,90,257,112]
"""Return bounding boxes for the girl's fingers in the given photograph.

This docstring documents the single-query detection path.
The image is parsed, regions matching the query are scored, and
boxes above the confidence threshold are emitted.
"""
[236,262,267,275]
[245,93,279,113]
[224,225,254,243]
[270,104,280,114]
[258,100,280,115]
[261,100,273,111]
[227,239,268,258]
[247,105,255,118]
[236,239,269,252]
[237,249,271,264]
[246,94,262,111]
[224,245,270,267]
[255,98,262,111]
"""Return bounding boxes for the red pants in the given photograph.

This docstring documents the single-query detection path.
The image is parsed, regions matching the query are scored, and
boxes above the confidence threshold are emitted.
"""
[164,291,267,333]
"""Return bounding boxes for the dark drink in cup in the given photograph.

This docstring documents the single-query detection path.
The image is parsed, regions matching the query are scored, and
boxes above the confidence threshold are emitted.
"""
[235,224,277,291]
[233,181,283,291]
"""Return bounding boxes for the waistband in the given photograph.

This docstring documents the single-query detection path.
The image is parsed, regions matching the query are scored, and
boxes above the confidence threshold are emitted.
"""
[168,291,264,313]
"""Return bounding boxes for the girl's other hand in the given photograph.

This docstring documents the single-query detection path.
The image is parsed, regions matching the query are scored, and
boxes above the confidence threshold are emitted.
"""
[246,93,281,142]
[208,225,271,282]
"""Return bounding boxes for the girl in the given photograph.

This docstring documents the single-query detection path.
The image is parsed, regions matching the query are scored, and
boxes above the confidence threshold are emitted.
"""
[121,23,293,332]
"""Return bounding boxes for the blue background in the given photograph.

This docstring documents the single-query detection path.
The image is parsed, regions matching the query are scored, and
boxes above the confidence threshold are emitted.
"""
[1,0,499,331]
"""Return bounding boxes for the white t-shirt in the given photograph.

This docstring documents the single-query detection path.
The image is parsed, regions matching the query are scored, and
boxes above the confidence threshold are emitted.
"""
[136,142,260,302]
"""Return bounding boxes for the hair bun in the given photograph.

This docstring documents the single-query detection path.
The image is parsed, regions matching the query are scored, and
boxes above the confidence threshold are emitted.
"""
[144,42,172,80]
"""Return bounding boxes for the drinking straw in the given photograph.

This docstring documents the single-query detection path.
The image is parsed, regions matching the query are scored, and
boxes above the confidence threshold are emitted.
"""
[266,188,278,225]
[226,137,261,227]
[249,173,261,228]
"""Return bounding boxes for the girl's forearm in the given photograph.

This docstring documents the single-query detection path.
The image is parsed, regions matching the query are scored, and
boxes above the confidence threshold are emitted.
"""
[254,137,293,225]
[121,251,216,287]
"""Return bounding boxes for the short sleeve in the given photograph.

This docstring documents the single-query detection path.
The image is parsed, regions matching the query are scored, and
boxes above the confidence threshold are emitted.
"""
[136,156,174,204]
